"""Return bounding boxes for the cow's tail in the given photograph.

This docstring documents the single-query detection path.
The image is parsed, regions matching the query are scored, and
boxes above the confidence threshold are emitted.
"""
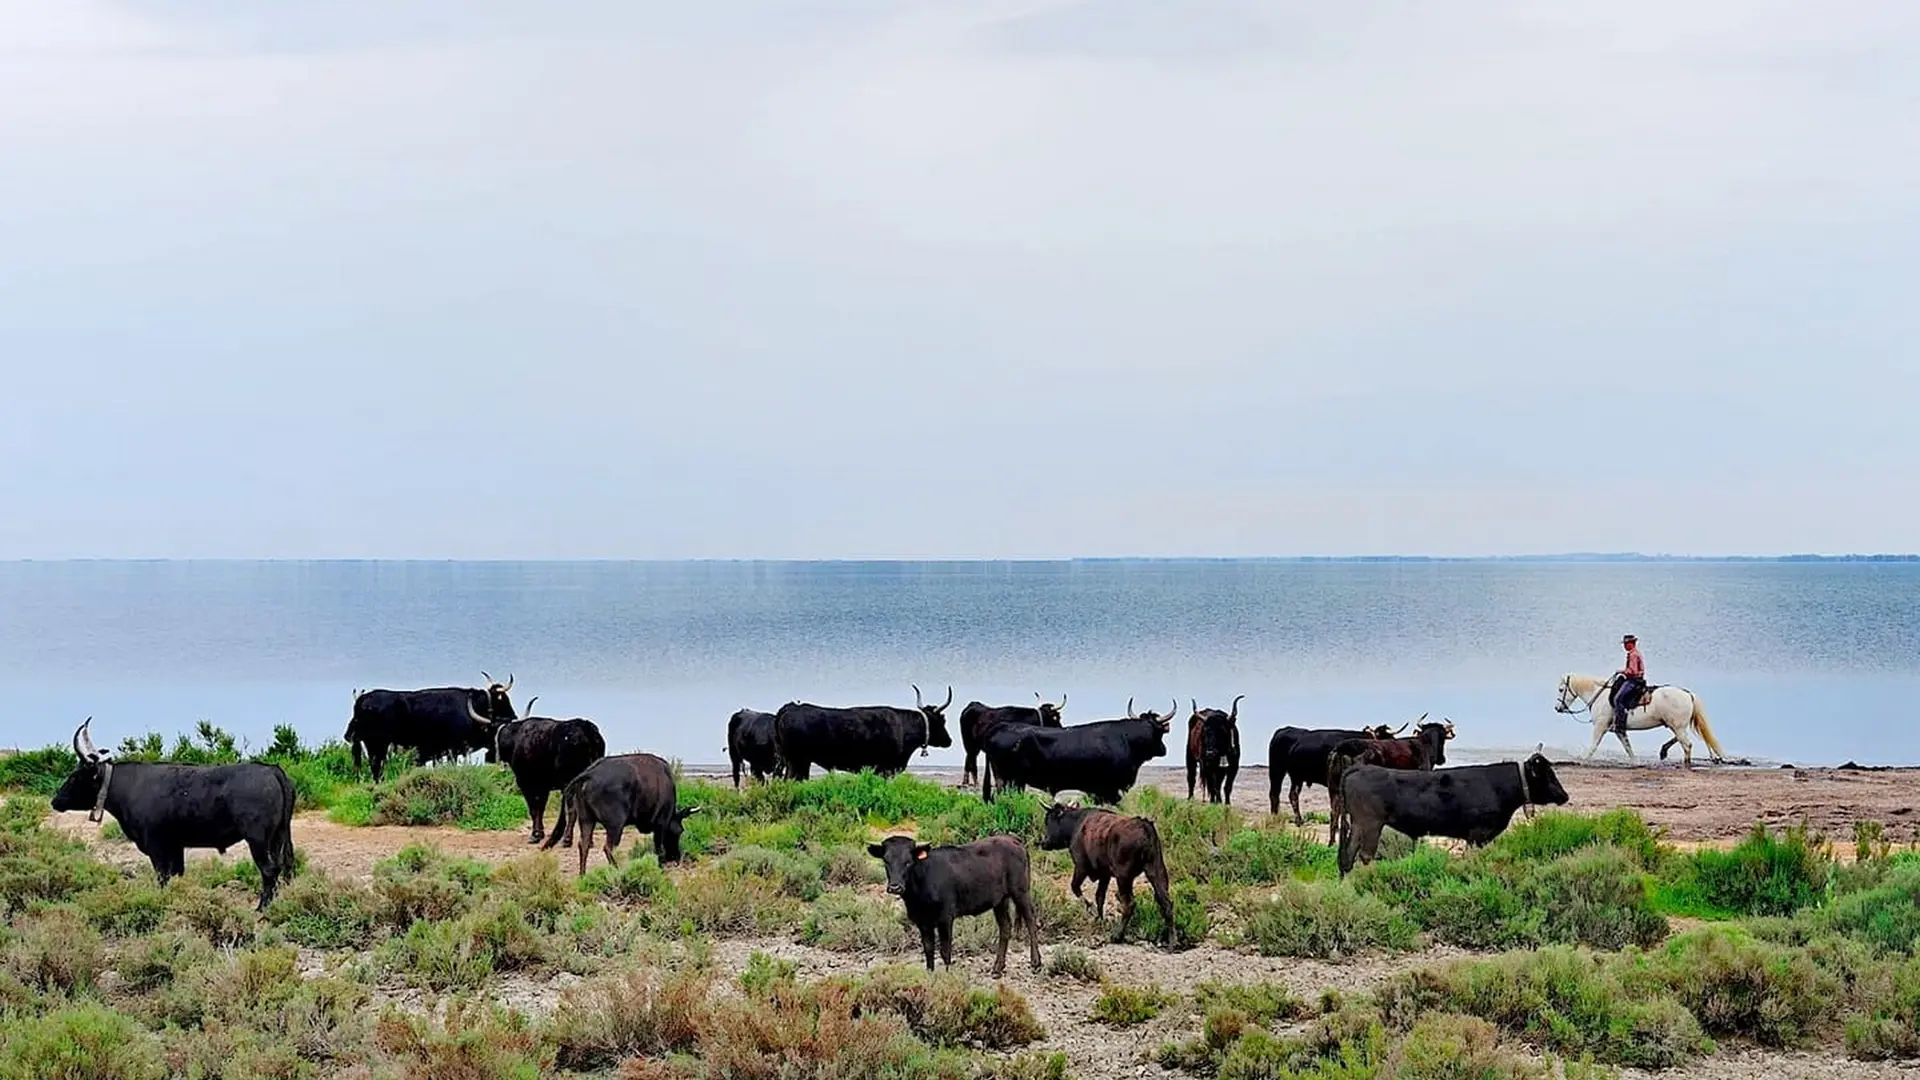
[1690,694,1726,762]
[274,766,298,878]
[541,776,583,852]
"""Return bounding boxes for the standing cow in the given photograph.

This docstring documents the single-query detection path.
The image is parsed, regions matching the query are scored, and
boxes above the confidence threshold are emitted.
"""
[346,672,519,782]
[1185,695,1243,804]
[726,708,782,788]
[869,834,1042,976]
[978,698,1175,804]
[51,719,295,910]
[1040,803,1176,946]
[1322,719,1453,844]
[1267,719,1408,823]
[490,698,606,845]
[542,752,702,873]
[958,694,1066,787]
[1335,749,1570,876]
[773,685,954,780]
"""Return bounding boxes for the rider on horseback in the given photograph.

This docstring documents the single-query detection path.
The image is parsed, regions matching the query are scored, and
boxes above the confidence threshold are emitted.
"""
[1611,634,1645,734]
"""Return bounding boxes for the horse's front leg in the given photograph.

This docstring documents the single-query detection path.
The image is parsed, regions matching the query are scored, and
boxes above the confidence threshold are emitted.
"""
[1616,729,1635,762]
[1586,718,1608,759]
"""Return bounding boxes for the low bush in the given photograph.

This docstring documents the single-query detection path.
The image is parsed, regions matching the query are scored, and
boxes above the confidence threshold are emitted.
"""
[377,900,549,992]
[372,1001,553,1080]
[371,843,493,926]
[1239,881,1417,959]
[0,804,115,914]
[580,853,675,904]
[1045,946,1102,983]
[1847,954,1920,1060]
[266,871,381,949]
[164,880,259,948]
[1487,809,1667,870]
[1092,981,1176,1026]
[852,965,1046,1049]
[672,865,800,935]
[0,748,80,796]
[0,1002,168,1080]
[1127,879,1210,948]
[647,977,975,1080]
[367,765,526,831]
[75,875,170,937]
[549,964,711,1071]
[1378,947,1711,1069]
[1656,822,1832,918]
[1384,1013,1552,1080]
[1822,862,1920,955]
[713,846,827,901]
[1653,927,1837,1047]
[1353,843,1666,951]
[799,890,908,953]
[1190,979,1310,1024]
[2,906,105,996]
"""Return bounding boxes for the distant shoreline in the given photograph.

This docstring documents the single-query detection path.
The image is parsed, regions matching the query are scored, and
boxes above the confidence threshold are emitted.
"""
[5,554,1918,565]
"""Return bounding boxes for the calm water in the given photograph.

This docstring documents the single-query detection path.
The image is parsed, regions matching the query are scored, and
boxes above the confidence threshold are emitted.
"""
[1,560,1915,766]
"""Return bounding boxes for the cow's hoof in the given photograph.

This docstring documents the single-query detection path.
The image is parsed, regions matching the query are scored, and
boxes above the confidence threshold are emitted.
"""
[527,834,543,845]
[561,839,573,848]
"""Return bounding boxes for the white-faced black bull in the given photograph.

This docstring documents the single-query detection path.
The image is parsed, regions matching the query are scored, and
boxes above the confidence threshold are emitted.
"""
[345,672,518,782]
[487,698,606,846]
[51,718,296,910]
[772,685,954,780]
[958,693,1066,787]
[977,697,1175,805]
[1185,694,1243,804]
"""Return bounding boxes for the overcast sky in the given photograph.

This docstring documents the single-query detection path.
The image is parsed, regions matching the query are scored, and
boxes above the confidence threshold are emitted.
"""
[2,1,1916,559]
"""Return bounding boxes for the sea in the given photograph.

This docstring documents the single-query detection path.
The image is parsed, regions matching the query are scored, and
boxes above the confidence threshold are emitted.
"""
[1,559,1915,767]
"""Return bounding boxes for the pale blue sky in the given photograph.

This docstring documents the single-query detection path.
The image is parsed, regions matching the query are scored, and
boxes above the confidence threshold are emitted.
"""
[3,1,1916,558]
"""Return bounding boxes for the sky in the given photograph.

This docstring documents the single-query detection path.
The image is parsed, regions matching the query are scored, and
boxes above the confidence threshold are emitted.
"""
[2,1,1916,560]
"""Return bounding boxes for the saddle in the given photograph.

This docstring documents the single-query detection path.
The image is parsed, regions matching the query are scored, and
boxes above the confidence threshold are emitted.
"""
[1610,679,1659,734]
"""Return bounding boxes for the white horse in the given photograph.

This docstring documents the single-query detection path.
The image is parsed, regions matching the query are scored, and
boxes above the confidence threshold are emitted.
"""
[1554,673,1726,766]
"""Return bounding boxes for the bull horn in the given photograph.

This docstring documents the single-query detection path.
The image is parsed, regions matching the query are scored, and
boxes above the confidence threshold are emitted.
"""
[504,674,514,692]
[1168,699,1179,722]
[524,696,539,718]
[466,701,495,727]
[481,670,493,685]
[1391,723,1409,736]
[941,686,953,710]
[913,684,924,709]
[1057,692,1067,711]
[1126,696,1136,718]
[1191,698,1199,718]
[1230,694,1244,721]
[1534,742,1544,756]
[73,718,89,759]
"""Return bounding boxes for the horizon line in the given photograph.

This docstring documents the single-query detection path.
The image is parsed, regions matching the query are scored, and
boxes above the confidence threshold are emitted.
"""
[3,553,1918,565]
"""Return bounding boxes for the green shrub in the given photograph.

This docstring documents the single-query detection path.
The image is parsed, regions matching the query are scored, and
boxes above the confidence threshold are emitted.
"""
[1386,1013,1550,1080]
[0,1002,167,1080]
[75,875,170,936]
[1658,822,1832,918]
[372,1001,553,1080]
[713,846,827,901]
[1045,946,1102,983]
[673,865,800,935]
[1091,981,1176,1026]
[266,871,380,949]
[0,749,80,796]
[1190,979,1310,1024]
[1353,843,1666,951]
[367,765,525,830]
[1488,809,1666,869]
[371,843,492,925]
[738,950,799,997]
[164,880,259,948]
[491,855,574,930]
[1240,881,1417,958]
[851,965,1045,1049]
[548,964,710,1071]
[0,809,114,914]
[1823,863,1920,955]
[799,890,908,953]
[1653,927,1837,1047]
[581,852,675,904]
[1128,879,1210,947]
[2,907,105,995]
[1847,954,1920,1059]
[1378,947,1711,1069]
[114,930,215,995]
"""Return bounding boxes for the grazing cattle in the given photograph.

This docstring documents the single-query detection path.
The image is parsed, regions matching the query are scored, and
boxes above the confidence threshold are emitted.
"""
[346,672,519,782]
[1040,803,1175,945]
[773,685,954,780]
[1323,719,1454,844]
[1185,695,1244,804]
[958,694,1066,787]
[1335,749,1570,876]
[542,753,702,873]
[727,708,782,788]
[1266,719,1410,823]
[868,834,1041,976]
[50,719,295,910]
[491,698,606,845]
[978,697,1175,804]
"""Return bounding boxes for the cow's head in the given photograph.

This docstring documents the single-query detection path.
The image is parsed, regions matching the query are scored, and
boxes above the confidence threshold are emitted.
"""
[50,718,115,823]
[868,834,931,895]
[1040,802,1092,851]
[911,685,955,749]
[656,805,702,863]
[1124,697,1177,757]
[478,671,518,721]
[1414,722,1451,766]
[489,696,542,765]
[1034,692,1067,728]
[1193,696,1243,762]
[1522,746,1569,807]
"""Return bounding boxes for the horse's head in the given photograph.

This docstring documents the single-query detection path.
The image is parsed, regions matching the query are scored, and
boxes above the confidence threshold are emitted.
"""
[1553,675,1579,714]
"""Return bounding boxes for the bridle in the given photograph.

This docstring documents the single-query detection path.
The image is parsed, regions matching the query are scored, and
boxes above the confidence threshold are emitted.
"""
[1554,677,1611,722]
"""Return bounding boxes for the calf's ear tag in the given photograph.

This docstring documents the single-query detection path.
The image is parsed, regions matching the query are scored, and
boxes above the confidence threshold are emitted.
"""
[914,849,928,861]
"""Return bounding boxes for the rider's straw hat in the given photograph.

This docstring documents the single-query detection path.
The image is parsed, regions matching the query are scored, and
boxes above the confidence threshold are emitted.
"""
[1622,634,1637,644]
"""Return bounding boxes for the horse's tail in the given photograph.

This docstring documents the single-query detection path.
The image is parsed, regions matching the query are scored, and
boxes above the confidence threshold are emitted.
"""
[1690,694,1726,762]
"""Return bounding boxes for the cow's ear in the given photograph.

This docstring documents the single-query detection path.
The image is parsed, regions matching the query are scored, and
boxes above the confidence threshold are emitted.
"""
[913,844,930,861]
[867,844,885,858]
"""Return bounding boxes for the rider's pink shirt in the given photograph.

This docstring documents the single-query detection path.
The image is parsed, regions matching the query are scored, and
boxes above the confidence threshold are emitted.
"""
[1623,648,1644,678]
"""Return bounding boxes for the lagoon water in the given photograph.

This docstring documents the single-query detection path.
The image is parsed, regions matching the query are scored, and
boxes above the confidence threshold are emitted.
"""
[1,560,1915,767]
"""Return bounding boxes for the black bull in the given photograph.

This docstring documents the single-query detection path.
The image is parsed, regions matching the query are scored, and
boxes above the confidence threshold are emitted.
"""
[773,687,954,780]
[346,679,518,782]
[543,752,702,873]
[978,704,1174,805]
[958,697,1065,786]
[726,708,781,788]
[51,720,295,910]
[1267,722,1405,822]
[1335,753,1570,876]
[494,711,606,845]
[1185,695,1243,804]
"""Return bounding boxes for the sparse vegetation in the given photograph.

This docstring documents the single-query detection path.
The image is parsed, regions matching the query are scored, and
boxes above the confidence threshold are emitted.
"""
[1091,981,1176,1026]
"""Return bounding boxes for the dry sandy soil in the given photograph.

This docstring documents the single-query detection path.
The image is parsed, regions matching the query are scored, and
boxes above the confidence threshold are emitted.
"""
[40,758,1920,1079]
